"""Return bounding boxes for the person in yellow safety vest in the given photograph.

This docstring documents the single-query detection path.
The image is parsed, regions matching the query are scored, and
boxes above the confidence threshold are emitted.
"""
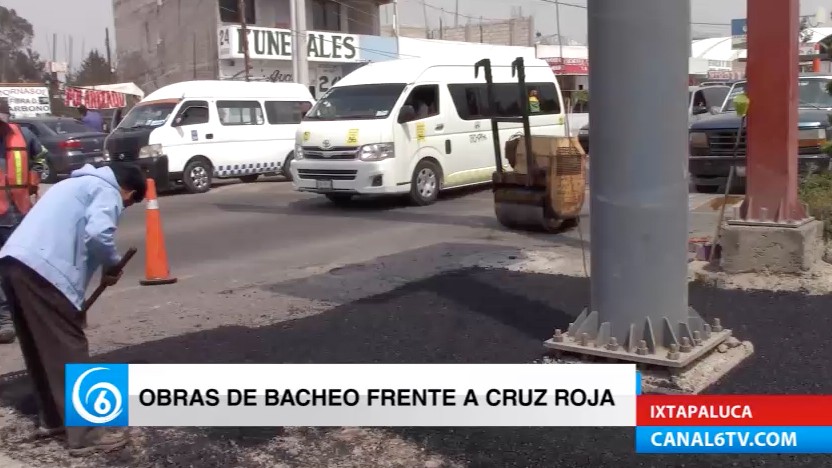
[0,97,45,343]
[528,89,541,113]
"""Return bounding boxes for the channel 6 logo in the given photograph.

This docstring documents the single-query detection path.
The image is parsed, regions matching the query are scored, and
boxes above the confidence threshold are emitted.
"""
[64,364,128,427]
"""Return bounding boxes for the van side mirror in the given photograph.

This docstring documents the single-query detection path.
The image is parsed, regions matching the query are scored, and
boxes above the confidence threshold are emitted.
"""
[398,105,416,124]
[172,115,184,127]
[709,106,721,115]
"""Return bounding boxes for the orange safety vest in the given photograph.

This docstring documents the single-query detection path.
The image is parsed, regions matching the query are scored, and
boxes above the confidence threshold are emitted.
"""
[0,123,39,216]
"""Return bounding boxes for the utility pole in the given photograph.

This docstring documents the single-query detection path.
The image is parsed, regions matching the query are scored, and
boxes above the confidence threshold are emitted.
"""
[393,0,400,37]
[479,17,483,43]
[290,0,299,80]
[105,28,113,81]
[439,11,444,40]
[454,0,459,27]
[193,33,198,79]
[545,0,733,371]
[422,1,430,38]
[554,0,565,83]
[238,0,251,81]
[292,0,309,89]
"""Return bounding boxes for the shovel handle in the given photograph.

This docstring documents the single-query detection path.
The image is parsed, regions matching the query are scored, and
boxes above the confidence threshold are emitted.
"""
[81,247,137,313]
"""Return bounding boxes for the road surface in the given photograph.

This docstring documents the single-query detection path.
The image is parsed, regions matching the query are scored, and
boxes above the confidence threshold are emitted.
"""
[0,178,752,467]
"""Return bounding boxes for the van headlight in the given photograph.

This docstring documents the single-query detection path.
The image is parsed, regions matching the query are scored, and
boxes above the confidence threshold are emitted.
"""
[359,143,394,161]
[798,128,826,148]
[139,144,163,159]
[295,146,304,160]
[689,132,708,148]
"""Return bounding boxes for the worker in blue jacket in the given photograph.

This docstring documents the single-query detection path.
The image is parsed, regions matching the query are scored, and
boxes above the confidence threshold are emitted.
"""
[0,163,146,456]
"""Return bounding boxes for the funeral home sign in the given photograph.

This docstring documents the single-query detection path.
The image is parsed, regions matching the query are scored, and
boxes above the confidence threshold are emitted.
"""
[218,26,360,63]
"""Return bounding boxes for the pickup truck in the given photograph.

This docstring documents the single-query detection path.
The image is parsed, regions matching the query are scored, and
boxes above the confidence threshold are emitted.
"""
[688,75,832,193]
[577,85,730,154]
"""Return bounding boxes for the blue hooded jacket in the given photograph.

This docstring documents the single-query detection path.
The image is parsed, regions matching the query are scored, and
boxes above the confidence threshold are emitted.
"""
[0,164,124,311]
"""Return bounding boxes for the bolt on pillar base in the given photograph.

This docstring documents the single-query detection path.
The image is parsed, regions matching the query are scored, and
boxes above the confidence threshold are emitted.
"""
[543,307,731,368]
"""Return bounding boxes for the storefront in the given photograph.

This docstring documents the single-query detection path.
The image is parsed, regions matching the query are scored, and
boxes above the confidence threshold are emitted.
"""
[535,44,589,112]
[217,25,397,97]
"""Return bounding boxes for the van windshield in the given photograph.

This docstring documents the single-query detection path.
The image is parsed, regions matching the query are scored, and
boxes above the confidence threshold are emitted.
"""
[117,102,178,130]
[305,83,406,120]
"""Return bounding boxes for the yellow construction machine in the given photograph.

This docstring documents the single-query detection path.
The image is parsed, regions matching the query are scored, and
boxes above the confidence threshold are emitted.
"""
[475,57,587,232]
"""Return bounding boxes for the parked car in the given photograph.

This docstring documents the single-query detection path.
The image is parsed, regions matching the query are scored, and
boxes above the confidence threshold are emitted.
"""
[688,74,832,193]
[577,85,731,154]
[12,116,107,183]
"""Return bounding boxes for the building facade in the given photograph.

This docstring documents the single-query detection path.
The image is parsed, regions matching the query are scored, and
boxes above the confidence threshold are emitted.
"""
[114,0,395,97]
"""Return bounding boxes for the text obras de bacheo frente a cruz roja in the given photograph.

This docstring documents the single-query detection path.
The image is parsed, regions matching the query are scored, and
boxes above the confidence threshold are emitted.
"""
[137,388,617,407]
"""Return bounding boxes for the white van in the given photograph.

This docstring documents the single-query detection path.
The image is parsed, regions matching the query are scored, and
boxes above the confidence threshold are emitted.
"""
[102,80,315,193]
[291,57,566,205]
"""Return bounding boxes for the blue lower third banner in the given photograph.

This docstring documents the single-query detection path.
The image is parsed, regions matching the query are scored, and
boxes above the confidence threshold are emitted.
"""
[636,427,832,454]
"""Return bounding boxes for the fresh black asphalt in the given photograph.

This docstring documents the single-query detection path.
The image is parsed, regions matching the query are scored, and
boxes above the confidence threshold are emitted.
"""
[1,267,831,467]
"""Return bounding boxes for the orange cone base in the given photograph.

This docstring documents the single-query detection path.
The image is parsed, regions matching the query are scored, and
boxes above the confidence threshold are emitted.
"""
[140,277,178,286]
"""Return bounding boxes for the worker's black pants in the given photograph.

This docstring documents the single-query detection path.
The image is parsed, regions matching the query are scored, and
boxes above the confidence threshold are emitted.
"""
[0,226,16,328]
[0,258,92,445]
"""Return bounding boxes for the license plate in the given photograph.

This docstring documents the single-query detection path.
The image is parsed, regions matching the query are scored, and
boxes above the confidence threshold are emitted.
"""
[316,179,333,190]
[735,165,746,177]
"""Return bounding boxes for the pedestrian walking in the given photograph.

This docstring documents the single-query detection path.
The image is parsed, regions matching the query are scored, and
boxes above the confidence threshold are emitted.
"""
[0,162,146,456]
[0,97,47,343]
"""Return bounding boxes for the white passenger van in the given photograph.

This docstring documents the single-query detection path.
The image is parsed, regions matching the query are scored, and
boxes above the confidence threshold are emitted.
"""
[291,57,566,205]
[102,80,314,193]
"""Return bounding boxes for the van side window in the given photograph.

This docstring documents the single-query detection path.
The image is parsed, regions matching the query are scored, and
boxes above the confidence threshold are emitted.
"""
[217,100,264,126]
[403,85,440,120]
[175,100,209,126]
[448,82,561,120]
[264,101,312,124]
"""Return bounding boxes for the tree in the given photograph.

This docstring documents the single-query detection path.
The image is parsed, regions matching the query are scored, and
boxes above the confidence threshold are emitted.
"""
[0,7,43,83]
[69,49,113,86]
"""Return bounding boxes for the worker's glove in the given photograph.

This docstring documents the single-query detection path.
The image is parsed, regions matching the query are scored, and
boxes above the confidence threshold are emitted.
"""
[101,266,123,287]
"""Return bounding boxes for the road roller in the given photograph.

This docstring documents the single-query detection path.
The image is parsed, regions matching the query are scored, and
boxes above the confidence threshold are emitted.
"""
[474,57,587,232]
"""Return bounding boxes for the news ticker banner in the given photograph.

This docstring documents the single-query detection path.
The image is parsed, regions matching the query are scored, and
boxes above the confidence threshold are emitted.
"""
[64,363,637,427]
[637,395,832,453]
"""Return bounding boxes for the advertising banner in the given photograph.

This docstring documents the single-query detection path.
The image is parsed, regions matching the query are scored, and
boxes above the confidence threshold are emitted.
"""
[0,86,51,117]
[64,87,127,109]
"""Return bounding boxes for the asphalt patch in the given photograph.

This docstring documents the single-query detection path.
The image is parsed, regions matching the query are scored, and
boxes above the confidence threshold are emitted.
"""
[1,268,831,467]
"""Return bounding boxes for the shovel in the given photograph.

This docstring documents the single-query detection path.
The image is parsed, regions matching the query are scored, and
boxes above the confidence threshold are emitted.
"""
[80,247,137,327]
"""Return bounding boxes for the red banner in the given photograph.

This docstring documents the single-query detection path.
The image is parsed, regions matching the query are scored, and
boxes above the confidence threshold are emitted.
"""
[544,57,589,75]
[706,70,745,80]
[63,87,127,109]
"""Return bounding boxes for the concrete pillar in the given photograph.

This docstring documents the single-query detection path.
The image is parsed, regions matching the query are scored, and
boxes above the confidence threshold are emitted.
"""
[720,0,823,275]
[589,0,689,342]
[742,0,806,222]
[545,0,729,366]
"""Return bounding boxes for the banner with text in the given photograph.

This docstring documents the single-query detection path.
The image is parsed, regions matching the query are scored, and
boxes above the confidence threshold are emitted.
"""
[64,87,127,109]
[65,363,637,427]
[0,86,51,117]
[217,26,396,63]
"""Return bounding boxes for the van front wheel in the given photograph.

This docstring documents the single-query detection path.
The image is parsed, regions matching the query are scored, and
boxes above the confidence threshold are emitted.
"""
[183,159,213,194]
[409,160,441,206]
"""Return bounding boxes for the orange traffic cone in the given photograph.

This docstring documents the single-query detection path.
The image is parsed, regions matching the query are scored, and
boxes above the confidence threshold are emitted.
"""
[140,179,177,286]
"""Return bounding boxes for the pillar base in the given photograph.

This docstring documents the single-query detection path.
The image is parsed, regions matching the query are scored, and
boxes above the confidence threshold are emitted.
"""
[719,220,823,274]
[542,338,754,394]
[542,308,730,368]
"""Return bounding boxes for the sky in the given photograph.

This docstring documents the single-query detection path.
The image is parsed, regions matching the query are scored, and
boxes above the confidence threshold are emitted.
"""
[5,0,832,71]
